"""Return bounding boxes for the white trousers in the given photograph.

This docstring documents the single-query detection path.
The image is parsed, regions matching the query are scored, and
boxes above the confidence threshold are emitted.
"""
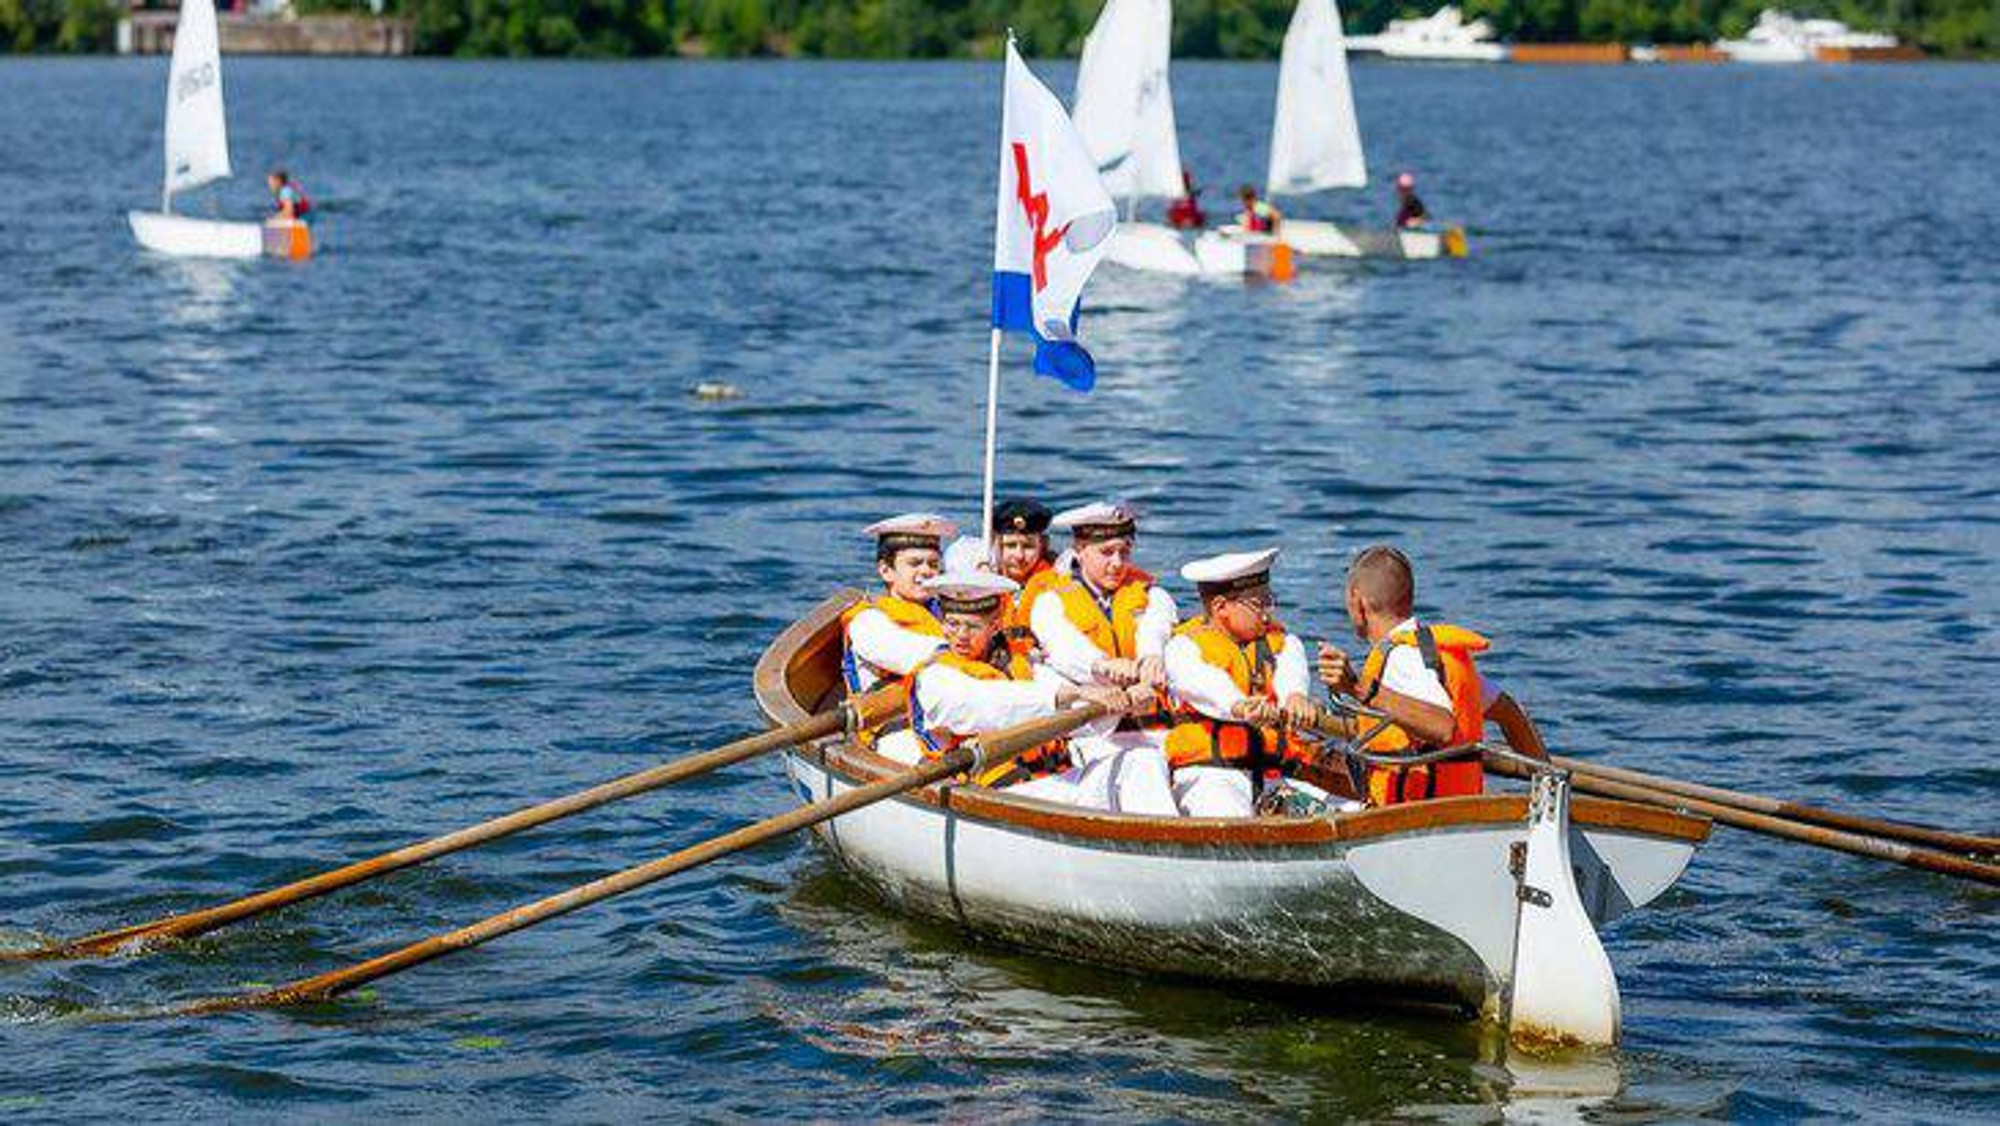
[875,728,922,765]
[1173,766,1255,818]
[1063,729,1179,815]
[882,726,1179,817]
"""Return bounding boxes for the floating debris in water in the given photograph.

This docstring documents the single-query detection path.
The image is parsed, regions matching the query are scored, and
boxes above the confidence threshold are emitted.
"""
[692,382,743,401]
[454,1035,505,1050]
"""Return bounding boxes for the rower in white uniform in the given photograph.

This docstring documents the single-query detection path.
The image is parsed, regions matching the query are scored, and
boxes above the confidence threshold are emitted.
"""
[1025,500,1181,815]
[1029,501,1178,692]
[877,572,1142,799]
[1163,548,1318,817]
[840,513,953,698]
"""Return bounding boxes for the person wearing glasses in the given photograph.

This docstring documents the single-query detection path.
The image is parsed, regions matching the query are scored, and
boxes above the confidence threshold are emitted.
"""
[1161,549,1318,817]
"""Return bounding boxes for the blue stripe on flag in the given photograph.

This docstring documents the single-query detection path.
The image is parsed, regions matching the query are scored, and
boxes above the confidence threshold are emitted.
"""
[990,271,1096,393]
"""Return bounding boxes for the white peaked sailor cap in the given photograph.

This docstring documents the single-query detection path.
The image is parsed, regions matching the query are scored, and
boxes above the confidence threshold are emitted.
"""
[943,535,994,574]
[1050,500,1140,543]
[1181,547,1281,596]
[864,513,958,552]
[923,570,1021,613]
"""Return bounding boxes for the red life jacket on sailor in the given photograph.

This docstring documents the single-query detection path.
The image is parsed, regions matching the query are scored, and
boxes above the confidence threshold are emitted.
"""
[905,644,1070,787]
[1163,616,1312,771]
[1241,199,1280,234]
[1354,623,1489,805]
[275,182,312,219]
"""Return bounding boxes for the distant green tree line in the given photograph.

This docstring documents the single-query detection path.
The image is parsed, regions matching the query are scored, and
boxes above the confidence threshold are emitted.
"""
[1,0,117,50]
[3,0,1991,57]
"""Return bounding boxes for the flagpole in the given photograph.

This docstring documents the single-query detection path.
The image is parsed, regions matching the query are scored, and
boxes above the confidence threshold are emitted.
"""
[979,326,1003,546]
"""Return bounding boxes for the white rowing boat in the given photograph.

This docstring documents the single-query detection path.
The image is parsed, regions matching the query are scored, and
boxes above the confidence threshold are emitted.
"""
[127,0,311,261]
[756,592,1711,1045]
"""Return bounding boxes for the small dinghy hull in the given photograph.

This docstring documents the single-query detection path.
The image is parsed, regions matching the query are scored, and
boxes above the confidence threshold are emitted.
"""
[1104,222,1201,275]
[1194,228,1297,280]
[128,213,314,260]
[757,593,1708,1036]
[1281,219,1470,260]
[128,211,264,259]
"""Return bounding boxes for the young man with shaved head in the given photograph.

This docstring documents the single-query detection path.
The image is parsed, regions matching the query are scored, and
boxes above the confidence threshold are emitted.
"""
[1317,544,1499,806]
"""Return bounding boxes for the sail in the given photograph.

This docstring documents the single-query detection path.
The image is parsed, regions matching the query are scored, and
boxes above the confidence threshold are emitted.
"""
[1072,0,1184,201]
[163,0,231,198]
[1267,0,1366,196]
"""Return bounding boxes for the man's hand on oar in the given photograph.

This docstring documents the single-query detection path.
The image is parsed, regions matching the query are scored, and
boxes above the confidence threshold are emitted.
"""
[170,701,1111,1018]
[3,684,910,963]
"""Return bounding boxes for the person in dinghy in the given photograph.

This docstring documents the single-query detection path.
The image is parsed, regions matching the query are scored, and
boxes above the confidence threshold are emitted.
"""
[1316,544,1500,805]
[879,572,1149,804]
[1236,185,1283,235]
[1025,500,1181,815]
[1162,548,1329,817]
[1167,170,1207,230]
[267,169,312,223]
[1393,172,1429,230]
[840,514,953,707]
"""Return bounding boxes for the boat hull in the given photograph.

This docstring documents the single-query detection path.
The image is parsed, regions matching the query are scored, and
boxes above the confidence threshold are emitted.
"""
[757,592,1709,1015]
[1280,219,1469,260]
[1193,229,1297,279]
[787,746,1491,1005]
[129,212,313,260]
[1104,222,1202,275]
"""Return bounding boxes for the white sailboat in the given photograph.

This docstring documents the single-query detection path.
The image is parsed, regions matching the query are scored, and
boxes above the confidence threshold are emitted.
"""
[1071,0,1202,275]
[1208,0,1467,266]
[127,0,309,261]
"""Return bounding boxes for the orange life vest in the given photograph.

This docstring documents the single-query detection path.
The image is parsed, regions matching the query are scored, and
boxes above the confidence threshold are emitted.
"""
[905,645,1068,787]
[839,594,944,694]
[1163,617,1308,770]
[1049,566,1156,659]
[1001,557,1059,657]
[1355,622,1489,805]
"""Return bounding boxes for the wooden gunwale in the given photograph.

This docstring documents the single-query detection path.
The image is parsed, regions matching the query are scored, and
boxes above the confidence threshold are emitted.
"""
[753,591,1711,850]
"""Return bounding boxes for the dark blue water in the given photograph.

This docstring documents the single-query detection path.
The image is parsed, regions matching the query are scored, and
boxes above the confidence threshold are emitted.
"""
[2,56,1996,1119]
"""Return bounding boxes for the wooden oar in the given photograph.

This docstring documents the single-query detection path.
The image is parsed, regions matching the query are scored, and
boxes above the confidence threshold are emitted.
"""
[1485,757,2000,888]
[173,702,1107,1016]
[5,685,908,963]
[1312,699,1998,881]
[1547,755,1997,858]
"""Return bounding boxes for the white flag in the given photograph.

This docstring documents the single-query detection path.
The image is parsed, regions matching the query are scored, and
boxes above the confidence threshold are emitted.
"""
[991,39,1117,389]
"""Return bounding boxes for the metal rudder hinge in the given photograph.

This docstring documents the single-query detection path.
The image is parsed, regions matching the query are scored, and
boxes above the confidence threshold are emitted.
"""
[1504,771,1622,1049]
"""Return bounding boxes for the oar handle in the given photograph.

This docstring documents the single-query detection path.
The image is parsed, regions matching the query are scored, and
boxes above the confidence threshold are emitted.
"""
[174,701,1111,1016]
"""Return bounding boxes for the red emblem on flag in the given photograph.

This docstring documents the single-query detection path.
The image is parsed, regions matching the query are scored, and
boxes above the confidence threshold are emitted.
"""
[1012,142,1070,294]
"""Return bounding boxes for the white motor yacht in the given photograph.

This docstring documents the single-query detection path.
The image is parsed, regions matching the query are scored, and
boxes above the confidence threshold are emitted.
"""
[1346,6,1508,62]
[1717,9,1900,63]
